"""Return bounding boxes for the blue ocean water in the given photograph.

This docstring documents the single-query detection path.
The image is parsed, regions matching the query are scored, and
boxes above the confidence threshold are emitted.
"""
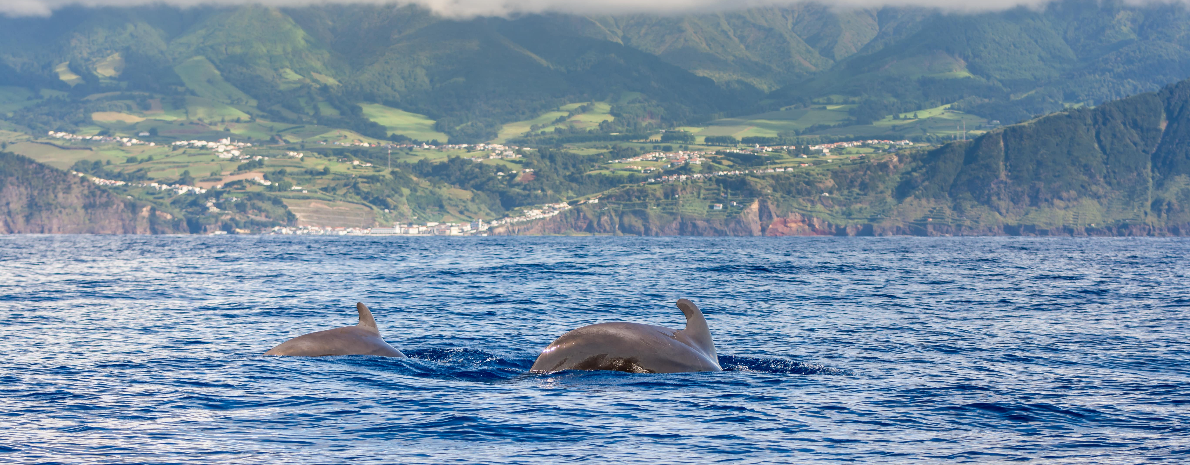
[1,236,1188,463]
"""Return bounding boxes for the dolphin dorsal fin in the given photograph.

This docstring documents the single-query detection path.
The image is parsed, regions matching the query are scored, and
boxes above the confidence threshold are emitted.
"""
[356,302,379,334]
[676,299,716,358]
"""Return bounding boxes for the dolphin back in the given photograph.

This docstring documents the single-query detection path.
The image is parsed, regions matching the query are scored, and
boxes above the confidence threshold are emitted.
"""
[530,299,722,373]
[264,303,406,357]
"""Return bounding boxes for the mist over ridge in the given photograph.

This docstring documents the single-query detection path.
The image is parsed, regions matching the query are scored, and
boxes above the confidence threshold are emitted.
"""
[0,0,1135,18]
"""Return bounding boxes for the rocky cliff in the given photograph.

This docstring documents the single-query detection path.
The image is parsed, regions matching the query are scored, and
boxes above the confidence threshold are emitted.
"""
[496,78,1190,237]
[493,198,1190,237]
[0,152,185,234]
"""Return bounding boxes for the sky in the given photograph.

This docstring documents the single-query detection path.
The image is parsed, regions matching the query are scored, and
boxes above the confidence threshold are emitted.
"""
[0,0,1081,18]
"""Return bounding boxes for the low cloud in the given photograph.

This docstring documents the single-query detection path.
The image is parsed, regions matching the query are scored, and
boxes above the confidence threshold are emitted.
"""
[0,0,1142,18]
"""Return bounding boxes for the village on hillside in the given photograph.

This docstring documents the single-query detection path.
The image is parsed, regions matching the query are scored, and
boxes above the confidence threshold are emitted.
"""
[37,125,917,236]
[269,202,572,236]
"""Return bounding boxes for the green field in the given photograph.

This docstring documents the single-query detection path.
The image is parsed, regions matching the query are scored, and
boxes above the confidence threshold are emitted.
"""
[54,63,84,86]
[564,102,614,128]
[277,68,310,91]
[92,112,145,124]
[494,109,569,143]
[174,57,255,105]
[493,101,615,143]
[310,72,340,87]
[94,53,124,78]
[6,141,127,169]
[0,128,29,142]
[688,105,854,140]
[0,86,41,114]
[303,128,389,145]
[819,104,988,139]
[684,103,988,141]
[167,96,251,123]
[359,104,448,142]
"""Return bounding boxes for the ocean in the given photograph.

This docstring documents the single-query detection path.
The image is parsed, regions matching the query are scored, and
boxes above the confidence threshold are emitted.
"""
[1,235,1187,463]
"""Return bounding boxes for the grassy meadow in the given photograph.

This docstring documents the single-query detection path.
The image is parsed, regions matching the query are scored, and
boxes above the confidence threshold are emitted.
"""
[173,57,256,104]
[359,104,448,142]
[494,101,615,143]
[682,103,990,142]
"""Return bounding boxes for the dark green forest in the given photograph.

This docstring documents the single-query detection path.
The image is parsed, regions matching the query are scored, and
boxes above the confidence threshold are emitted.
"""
[4,0,1190,142]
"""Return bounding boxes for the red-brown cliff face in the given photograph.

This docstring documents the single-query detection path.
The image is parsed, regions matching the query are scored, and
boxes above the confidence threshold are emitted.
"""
[492,200,831,236]
[492,198,1190,237]
[0,152,185,234]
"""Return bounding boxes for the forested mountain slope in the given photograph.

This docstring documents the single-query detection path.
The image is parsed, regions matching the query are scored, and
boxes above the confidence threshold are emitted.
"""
[890,77,1190,235]
[503,78,1190,236]
[774,0,1190,124]
[4,1,1190,142]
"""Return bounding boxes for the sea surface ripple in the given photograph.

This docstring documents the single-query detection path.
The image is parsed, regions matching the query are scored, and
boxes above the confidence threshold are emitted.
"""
[1,236,1188,463]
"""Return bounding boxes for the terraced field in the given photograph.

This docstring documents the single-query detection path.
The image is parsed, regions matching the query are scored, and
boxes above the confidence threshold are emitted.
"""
[282,199,376,228]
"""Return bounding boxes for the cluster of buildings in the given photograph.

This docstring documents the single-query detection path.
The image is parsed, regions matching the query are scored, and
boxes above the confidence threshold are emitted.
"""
[496,168,532,176]
[486,203,571,227]
[73,171,207,195]
[471,143,524,160]
[648,165,813,184]
[610,150,709,170]
[172,138,253,159]
[809,139,912,153]
[48,131,153,147]
[369,220,488,236]
[366,202,571,235]
[213,175,275,189]
[322,140,377,147]
[267,226,373,235]
[266,201,572,237]
[608,138,914,175]
[269,220,486,236]
[313,140,529,158]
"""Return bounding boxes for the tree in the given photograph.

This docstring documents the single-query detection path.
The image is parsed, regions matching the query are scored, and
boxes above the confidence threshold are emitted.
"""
[704,136,739,146]
[661,130,695,144]
[176,170,195,186]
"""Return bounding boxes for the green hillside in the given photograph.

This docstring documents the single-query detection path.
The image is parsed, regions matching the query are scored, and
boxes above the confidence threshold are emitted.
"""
[173,57,254,104]
[6,75,1190,235]
[4,2,1190,236]
[5,1,1190,145]
[359,104,448,142]
[771,2,1190,127]
[890,78,1190,232]
[502,77,1190,236]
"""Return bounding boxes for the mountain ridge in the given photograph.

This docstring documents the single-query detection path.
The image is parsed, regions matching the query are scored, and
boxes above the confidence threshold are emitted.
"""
[6,1,1190,141]
[495,78,1190,236]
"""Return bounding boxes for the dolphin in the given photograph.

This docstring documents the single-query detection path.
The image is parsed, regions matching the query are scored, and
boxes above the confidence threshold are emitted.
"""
[264,303,406,357]
[530,299,721,374]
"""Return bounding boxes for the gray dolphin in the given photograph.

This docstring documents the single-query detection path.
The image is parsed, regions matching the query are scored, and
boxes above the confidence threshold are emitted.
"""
[530,299,721,373]
[264,303,406,357]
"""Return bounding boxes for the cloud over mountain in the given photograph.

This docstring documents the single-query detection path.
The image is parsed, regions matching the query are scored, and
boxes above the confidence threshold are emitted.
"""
[0,0,1075,18]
